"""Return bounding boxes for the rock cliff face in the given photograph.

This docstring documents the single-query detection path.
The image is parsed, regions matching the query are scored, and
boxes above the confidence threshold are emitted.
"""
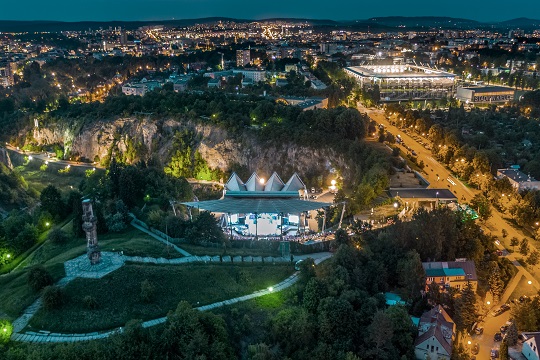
[24,117,340,178]
[0,147,13,169]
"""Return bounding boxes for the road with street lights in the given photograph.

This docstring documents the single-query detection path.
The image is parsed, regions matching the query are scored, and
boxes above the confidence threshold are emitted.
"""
[359,104,540,360]
[4,144,102,170]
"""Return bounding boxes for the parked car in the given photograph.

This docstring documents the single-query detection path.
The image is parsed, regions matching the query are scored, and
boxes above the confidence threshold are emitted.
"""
[472,343,479,355]
[494,332,503,342]
[474,327,484,335]
[500,325,509,333]
[519,295,529,303]
[490,349,499,359]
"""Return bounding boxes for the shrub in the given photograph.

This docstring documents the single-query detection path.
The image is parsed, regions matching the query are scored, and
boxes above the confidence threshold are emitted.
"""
[106,212,127,233]
[83,295,99,309]
[27,266,53,292]
[42,286,64,310]
[140,279,156,303]
[0,318,13,343]
[47,227,69,245]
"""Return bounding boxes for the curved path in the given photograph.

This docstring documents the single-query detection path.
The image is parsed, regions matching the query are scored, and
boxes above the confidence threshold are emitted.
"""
[10,251,332,343]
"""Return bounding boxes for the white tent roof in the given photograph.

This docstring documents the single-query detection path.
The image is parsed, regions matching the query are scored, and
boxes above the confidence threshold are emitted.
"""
[282,173,306,192]
[264,172,285,192]
[245,172,265,191]
[225,173,246,191]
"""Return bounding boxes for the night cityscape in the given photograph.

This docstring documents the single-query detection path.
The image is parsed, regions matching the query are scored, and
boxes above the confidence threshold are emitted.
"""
[2,2,540,359]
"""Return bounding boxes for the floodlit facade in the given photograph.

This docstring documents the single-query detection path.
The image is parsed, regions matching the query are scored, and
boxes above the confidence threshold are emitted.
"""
[456,86,515,104]
[345,65,456,102]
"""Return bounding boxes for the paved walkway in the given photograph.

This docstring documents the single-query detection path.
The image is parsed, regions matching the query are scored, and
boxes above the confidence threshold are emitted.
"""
[10,253,332,343]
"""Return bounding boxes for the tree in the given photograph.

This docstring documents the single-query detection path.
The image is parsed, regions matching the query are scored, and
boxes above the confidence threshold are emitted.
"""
[334,228,350,246]
[499,340,509,360]
[41,285,64,310]
[47,227,69,245]
[303,278,325,313]
[396,250,425,299]
[186,211,225,244]
[527,250,540,266]
[488,263,504,303]
[520,238,530,256]
[368,311,394,351]
[27,265,53,292]
[454,281,478,332]
[159,301,234,359]
[39,185,65,220]
[506,321,518,346]
[470,194,492,221]
[140,279,156,303]
[510,237,519,252]
[0,319,13,343]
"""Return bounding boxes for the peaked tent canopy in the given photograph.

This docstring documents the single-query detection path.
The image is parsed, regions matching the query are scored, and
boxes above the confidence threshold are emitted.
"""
[182,198,331,214]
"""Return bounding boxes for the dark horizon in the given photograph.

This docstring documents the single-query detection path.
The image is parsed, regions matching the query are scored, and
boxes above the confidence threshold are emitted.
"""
[2,0,540,24]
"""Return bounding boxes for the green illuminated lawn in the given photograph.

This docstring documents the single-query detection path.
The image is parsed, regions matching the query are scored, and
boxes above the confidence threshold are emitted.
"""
[28,263,294,333]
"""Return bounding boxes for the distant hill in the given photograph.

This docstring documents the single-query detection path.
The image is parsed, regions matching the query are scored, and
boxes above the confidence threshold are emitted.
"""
[497,17,540,27]
[0,17,250,32]
[365,16,481,28]
[0,16,539,33]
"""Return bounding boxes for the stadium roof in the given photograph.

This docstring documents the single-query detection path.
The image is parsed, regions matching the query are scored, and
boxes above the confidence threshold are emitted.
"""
[345,65,455,79]
[181,197,331,214]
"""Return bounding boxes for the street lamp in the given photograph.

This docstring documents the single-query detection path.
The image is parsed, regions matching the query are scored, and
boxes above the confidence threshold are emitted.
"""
[393,202,399,209]
[528,280,533,285]
[487,301,490,306]
[268,286,274,292]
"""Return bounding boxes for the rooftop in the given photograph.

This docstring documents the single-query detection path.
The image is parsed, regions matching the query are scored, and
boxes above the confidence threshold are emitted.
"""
[422,260,478,281]
[498,168,538,183]
[461,86,515,93]
[346,65,455,79]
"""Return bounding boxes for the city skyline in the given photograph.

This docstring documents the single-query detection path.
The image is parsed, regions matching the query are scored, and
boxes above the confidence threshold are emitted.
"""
[2,0,540,23]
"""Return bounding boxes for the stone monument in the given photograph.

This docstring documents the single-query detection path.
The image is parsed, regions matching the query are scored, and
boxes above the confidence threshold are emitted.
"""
[82,199,101,265]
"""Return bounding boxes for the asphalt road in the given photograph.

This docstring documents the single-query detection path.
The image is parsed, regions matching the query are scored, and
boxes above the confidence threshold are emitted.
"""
[359,104,539,360]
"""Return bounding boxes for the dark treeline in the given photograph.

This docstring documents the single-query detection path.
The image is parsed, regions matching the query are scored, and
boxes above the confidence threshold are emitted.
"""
[1,209,514,360]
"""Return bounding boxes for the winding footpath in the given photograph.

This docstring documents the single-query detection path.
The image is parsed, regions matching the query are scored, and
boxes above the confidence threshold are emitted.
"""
[10,220,332,343]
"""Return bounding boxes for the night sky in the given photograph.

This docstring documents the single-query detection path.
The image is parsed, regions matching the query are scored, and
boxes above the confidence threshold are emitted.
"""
[2,0,539,22]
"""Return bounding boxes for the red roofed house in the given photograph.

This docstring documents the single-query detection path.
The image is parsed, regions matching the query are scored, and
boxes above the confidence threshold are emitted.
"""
[414,305,456,360]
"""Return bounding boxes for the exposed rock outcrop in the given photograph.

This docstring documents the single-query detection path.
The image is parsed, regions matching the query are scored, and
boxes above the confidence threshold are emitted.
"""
[24,117,340,178]
[0,147,13,169]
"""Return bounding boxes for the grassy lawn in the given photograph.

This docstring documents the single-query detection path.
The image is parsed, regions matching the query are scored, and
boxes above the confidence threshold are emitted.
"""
[28,263,294,333]
[508,276,538,302]
[13,159,95,195]
[177,243,281,257]
[0,263,65,319]
[23,227,183,268]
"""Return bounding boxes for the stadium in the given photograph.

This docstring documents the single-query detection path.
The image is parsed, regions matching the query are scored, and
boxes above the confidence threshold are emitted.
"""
[345,65,456,102]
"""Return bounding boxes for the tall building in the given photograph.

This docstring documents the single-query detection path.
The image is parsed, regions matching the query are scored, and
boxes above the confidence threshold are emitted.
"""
[236,49,251,67]
[0,62,16,87]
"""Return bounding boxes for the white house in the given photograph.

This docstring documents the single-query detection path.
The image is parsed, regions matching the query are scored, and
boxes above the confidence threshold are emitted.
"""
[414,305,455,360]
